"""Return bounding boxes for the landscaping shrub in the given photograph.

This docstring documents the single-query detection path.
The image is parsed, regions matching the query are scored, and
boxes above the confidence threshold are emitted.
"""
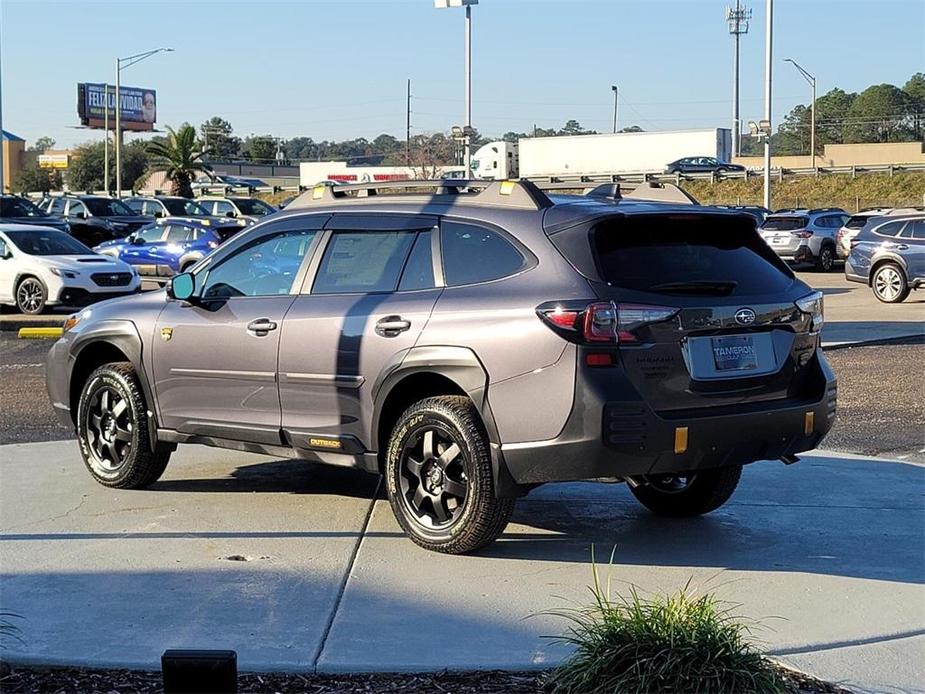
[547,560,787,694]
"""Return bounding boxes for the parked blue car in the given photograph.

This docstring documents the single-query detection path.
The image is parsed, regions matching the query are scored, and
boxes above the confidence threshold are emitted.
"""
[846,213,925,303]
[94,219,242,280]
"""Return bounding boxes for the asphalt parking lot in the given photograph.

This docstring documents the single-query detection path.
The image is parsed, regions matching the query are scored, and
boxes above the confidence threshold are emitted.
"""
[1,268,923,692]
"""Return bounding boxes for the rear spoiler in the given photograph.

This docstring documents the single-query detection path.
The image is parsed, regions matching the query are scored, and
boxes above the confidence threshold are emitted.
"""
[584,182,699,206]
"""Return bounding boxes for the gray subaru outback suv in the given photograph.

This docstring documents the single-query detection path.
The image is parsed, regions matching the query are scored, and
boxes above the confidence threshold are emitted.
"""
[46,180,837,554]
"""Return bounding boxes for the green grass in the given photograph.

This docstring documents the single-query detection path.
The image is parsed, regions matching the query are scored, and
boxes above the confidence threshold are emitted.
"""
[546,559,787,694]
[680,171,925,211]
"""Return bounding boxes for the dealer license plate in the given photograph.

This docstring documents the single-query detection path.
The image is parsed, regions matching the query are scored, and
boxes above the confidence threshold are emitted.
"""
[711,335,758,371]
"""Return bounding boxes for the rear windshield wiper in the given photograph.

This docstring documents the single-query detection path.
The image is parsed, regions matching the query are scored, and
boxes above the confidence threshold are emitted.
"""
[648,280,738,296]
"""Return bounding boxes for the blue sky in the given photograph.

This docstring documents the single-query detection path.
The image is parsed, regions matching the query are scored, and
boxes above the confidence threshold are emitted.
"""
[1,0,922,149]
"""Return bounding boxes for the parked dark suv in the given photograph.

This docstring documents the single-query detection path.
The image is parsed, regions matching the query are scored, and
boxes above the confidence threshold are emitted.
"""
[46,180,837,554]
[41,196,153,247]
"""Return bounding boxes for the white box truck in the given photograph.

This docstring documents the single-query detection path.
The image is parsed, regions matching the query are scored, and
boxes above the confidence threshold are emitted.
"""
[471,128,732,179]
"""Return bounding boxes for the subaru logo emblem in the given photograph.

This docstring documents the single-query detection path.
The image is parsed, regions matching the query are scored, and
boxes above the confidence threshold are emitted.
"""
[734,308,757,326]
[110,274,119,281]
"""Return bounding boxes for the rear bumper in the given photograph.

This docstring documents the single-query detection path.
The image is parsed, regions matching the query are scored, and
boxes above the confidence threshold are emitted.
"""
[499,349,837,485]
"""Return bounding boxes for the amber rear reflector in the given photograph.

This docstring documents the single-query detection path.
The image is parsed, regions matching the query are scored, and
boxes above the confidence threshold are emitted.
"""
[804,411,814,435]
[674,427,689,454]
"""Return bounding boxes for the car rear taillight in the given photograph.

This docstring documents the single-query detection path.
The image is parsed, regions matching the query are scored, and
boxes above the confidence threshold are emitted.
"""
[538,302,678,345]
[836,229,845,242]
[796,230,813,238]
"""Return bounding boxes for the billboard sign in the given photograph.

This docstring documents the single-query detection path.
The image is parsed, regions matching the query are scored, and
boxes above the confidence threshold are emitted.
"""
[77,83,157,132]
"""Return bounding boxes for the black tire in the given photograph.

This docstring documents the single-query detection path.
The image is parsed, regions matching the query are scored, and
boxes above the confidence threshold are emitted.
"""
[630,465,742,518]
[16,276,47,314]
[871,262,910,303]
[76,362,171,489]
[815,244,836,272]
[385,395,514,554]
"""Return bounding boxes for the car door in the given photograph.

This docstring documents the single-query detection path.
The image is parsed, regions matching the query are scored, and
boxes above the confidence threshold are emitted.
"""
[277,214,441,451]
[121,224,168,274]
[898,220,925,280]
[0,234,15,304]
[151,218,324,442]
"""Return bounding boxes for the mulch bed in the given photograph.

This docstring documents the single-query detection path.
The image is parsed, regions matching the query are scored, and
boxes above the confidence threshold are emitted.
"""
[0,663,854,693]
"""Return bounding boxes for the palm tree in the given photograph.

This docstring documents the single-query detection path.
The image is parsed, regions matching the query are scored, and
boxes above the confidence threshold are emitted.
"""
[145,125,208,198]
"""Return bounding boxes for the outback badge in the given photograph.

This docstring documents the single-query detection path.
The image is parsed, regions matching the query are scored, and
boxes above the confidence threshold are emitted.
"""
[160,327,173,342]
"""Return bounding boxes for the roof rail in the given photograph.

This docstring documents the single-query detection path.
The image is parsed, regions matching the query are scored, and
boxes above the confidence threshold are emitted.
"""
[286,179,553,212]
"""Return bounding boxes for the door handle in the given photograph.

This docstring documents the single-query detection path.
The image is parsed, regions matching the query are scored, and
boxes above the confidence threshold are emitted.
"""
[375,315,411,337]
[895,244,909,251]
[247,318,278,336]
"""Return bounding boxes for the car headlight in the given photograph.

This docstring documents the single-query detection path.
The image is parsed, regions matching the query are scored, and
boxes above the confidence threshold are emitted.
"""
[49,267,79,279]
[63,309,92,333]
[796,291,824,333]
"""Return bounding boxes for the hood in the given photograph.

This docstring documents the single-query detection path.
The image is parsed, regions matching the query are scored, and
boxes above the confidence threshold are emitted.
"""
[42,254,132,272]
[1,216,68,231]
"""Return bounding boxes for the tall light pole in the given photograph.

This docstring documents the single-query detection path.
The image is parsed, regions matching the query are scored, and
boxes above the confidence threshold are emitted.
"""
[104,85,110,192]
[762,0,773,210]
[785,58,816,167]
[726,1,751,157]
[435,0,476,175]
[611,85,619,133]
[0,25,5,194]
[115,47,172,197]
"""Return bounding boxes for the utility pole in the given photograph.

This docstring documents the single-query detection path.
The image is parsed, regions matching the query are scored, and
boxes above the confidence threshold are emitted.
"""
[406,78,411,165]
[464,2,473,174]
[115,58,121,196]
[763,0,773,210]
[726,1,751,157]
[611,85,619,133]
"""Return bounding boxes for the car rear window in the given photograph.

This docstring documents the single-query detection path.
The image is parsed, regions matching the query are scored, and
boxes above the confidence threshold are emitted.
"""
[846,215,872,229]
[761,216,807,231]
[592,215,793,296]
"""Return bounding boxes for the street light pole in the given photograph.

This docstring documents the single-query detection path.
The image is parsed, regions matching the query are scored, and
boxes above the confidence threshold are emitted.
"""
[464,2,472,175]
[104,84,109,192]
[726,1,751,157]
[785,58,816,167]
[115,47,173,198]
[762,0,773,210]
[0,27,5,194]
[611,85,618,133]
[435,1,477,176]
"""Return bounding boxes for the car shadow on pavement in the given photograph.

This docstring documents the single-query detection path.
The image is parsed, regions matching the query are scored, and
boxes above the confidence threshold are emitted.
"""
[149,459,381,500]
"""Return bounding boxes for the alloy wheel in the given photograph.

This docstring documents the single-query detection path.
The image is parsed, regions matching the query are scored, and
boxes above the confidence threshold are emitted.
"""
[399,425,469,529]
[874,267,902,301]
[16,279,44,313]
[819,247,834,271]
[85,386,133,470]
[645,473,697,494]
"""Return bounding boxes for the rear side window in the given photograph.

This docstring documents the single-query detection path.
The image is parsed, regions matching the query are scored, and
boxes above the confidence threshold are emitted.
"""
[313,231,415,294]
[874,221,905,238]
[761,216,807,231]
[593,216,793,296]
[912,221,925,240]
[441,221,526,286]
[398,231,435,291]
[846,215,871,229]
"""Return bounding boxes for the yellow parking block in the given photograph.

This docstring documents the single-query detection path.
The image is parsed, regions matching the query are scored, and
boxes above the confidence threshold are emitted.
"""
[18,327,64,339]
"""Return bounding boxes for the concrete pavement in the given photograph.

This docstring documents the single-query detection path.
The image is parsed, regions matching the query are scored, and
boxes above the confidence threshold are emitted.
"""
[1,441,922,692]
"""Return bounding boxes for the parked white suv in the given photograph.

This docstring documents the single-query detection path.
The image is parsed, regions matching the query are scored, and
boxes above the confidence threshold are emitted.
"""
[0,224,141,314]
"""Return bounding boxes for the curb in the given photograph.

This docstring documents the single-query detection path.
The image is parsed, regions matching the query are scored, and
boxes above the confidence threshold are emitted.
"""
[18,327,64,340]
[0,318,66,332]
[822,333,925,351]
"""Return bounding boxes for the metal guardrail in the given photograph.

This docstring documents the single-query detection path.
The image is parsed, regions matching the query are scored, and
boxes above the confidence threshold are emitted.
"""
[18,162,925,203]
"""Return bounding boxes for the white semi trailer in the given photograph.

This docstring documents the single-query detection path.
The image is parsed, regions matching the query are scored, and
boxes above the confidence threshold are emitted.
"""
[471,128,732,179]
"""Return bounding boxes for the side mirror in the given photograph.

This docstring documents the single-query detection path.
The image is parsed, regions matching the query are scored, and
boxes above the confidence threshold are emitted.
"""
[72,212,86,220]
[225,211,236,218]
[131,235,146,245]
[0,242,10,259]
[154,211,165,219]
[166,272,196,302]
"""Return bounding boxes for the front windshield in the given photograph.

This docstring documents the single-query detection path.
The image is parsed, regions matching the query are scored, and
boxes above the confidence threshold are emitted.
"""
[163,198,210,216]
[1,197,47,218]
[83,198,135,216]
[232,198,275,216]
[5,229,92,255]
